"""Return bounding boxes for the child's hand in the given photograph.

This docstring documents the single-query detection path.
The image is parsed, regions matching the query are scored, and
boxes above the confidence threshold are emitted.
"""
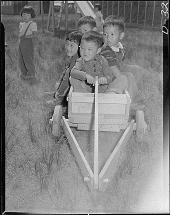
[85,74,95,85]
[19,22,23,30]
[98,77,107,85]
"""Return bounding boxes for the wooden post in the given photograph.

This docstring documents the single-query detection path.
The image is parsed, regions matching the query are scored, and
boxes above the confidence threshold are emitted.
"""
[51,1,55,35]
[99,119,135,191]
[74,3,78,29]
[41,1,44,33]
[65,1,68,33]
[61,116,94,190]
[47,1,52,31]
[94,76,99,189]
[57,1,64,30]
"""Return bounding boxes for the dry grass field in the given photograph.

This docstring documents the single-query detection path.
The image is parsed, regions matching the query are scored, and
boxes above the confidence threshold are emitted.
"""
[3,14,166,213]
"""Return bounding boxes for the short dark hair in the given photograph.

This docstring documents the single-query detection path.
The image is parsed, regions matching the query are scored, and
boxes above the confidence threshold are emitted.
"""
[77,16,96,29]
[20,5,36,18]
[81,31,103,48]
[94,4,102,11]
[66,31,82,46]
[66,31,82,56]
[103,18,125,32]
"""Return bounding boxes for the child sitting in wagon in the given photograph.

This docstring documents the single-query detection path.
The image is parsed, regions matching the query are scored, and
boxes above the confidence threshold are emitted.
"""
[77,15,97,34]
[100,16,145,107]
[46,16,98,107]
[75,16,128,94]
[70,31,123,94]
[45,31,82,107]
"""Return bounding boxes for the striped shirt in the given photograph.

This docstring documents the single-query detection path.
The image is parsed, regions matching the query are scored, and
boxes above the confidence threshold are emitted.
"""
[100,43,126,70]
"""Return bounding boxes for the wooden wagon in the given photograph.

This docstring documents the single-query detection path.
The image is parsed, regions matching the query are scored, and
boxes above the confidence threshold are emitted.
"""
[50,77,147,191]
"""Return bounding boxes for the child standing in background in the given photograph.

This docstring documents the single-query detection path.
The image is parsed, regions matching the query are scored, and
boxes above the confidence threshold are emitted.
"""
[94,4,104,33]
[19,5,38,85]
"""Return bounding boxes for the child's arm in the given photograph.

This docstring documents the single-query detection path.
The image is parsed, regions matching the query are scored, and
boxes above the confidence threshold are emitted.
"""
[70,59,86,80]
[55,55,78,90]
[71,58,95,85]
[55,69,67,90]
[99,57,115,85]
[19,22,23,38]
[100,46,122,78]
[56,67,70,96]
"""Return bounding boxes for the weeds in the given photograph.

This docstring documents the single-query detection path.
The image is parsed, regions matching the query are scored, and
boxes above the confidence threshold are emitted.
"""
[28,118,39,147]
[3,15,163,212]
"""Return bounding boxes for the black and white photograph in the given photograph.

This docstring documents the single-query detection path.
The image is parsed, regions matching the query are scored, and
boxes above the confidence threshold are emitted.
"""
[1,1,169,214]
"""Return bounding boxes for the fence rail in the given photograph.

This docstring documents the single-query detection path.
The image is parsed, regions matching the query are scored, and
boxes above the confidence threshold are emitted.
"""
[91,1,164,29]
[1,1,165,30]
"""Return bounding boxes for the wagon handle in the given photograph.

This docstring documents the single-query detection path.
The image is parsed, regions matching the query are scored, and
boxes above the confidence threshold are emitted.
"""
[94,76,99,189]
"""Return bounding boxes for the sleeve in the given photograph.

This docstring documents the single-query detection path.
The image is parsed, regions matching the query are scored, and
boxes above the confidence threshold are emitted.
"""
[122,46,126,61]
[57,68,70,95]
[70,58,87,81]
[31,22,37,32]
[19,22,23,31]
[100,47,117,67]
[102,57,115,84]
[58,68,67,82]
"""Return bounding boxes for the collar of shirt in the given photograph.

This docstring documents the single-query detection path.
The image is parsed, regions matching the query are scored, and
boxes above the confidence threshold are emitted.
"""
[110,42,124,52]
[81,54,100,64]
[22,20,33,26]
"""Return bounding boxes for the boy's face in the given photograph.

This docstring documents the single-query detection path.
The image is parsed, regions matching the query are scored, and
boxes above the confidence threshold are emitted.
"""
[103,25,124,47]
[80,39,100,62]
[65,40,78,57]
[22,12,32,22]
[78,24,95,34]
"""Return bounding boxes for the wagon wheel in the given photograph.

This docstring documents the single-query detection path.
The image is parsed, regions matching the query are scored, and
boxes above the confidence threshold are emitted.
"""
[51,105,63,137]
[135,110,147,141]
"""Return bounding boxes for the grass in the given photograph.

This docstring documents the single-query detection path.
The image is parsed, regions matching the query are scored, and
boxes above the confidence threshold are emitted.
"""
[3,14,163,213]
